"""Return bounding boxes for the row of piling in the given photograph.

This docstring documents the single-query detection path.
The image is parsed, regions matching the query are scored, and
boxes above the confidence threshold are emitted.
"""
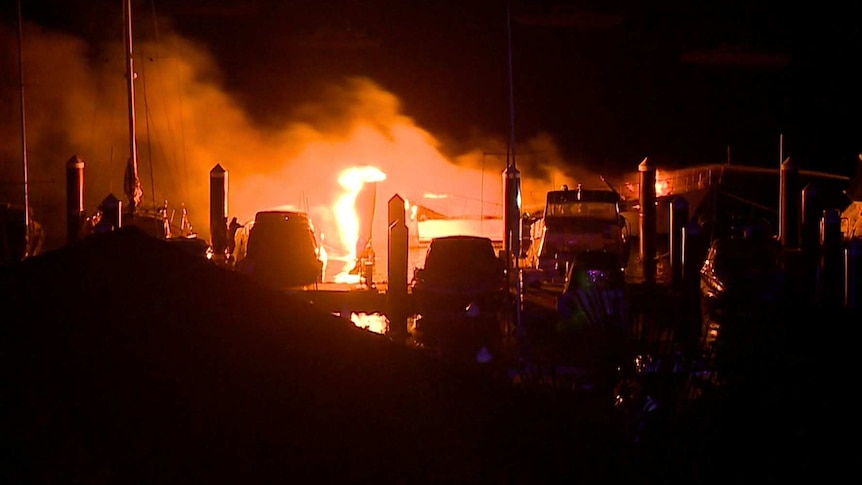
[635,156,861,311]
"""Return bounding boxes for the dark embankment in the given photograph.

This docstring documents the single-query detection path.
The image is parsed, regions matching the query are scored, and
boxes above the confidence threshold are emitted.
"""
[0,227,631,484]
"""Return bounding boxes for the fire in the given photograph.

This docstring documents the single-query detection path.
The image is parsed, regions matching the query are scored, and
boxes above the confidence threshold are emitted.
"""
[214,79,598,286]
[333,166,386,283]
[350,312,388,334]
[406,200,418,221]
[318,234,329,280]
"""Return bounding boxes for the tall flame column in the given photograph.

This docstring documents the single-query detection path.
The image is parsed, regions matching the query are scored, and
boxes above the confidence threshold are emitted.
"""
[65,155,85,244]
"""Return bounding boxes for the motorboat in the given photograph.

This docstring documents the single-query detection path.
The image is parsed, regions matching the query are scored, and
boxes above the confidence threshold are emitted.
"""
[556,250,627,328]
[699,231,786,352]
[234,210,324,290]
[410,235,508,363]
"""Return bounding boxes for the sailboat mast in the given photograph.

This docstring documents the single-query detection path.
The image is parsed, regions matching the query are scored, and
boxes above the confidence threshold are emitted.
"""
[17,0,31,255]
[504,0,523,341]
[124,0,140,213]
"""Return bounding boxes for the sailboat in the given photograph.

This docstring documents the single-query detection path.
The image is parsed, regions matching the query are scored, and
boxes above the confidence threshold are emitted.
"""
[82,0,211,260]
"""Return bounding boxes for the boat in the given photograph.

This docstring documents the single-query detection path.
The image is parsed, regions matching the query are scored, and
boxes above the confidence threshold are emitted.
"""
[79,0,211,259]
[233,210,324,290]
[409,235,508,363]
[522,184,631,289]
[698,226,787,364]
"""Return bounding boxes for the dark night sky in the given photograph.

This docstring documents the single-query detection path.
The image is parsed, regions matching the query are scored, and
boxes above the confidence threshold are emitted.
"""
[6,0,862,177]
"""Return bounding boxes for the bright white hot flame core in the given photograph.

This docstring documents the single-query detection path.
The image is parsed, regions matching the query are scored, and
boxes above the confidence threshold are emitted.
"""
[351,312,388,334]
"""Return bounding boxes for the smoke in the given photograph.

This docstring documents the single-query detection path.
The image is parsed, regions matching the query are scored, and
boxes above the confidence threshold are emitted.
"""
[1,17,610,257]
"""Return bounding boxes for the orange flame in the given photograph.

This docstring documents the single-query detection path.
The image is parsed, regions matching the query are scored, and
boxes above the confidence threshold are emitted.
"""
[350,312,388,334]
[333,166,386,283]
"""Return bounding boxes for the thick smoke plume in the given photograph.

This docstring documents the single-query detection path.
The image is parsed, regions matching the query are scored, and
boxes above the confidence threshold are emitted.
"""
[1,18,609,256]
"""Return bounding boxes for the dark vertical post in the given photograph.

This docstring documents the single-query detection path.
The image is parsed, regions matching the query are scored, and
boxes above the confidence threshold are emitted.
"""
[681,222,703,287]
[801,183,824,257]
[66,155,85,244]
[638,158,657,285]
[846,237,862,311]
[669,196,688,288]
[387,195,409,342]
[503,165,522,272]
[800,183,824,294]
[503,164,523,338]
[820,209,843,308]
[209,164,228,262]
[779,157,800,249]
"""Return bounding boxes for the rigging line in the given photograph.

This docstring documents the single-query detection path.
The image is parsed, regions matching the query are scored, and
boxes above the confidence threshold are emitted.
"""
[140,45,157,209]
[16,0,31,255]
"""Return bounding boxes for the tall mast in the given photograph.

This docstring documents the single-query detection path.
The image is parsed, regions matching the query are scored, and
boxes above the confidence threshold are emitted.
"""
[124,0,142,213]
[506,2,516,170]
[504,0,522,341]
[17,0,31,256]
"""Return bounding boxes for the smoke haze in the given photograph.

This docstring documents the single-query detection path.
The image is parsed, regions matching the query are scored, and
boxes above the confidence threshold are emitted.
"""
[1,17,611,259]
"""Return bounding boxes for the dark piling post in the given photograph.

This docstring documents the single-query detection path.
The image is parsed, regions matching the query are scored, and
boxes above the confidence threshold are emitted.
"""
[846,237,862,311]
[669,196,688,288]
[820,209,843,308]
[779,157,800,249]
[800,183,825,295]
[503,164,522,338]
[681,222,704,287]
[387,195,409,342]
[66,155,85,244]
[801,183,825,255]
[209,164,228,263]
[638,158,657,286]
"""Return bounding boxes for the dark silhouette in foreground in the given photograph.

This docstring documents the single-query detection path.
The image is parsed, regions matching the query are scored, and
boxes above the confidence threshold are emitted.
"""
[1,227,634,483]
